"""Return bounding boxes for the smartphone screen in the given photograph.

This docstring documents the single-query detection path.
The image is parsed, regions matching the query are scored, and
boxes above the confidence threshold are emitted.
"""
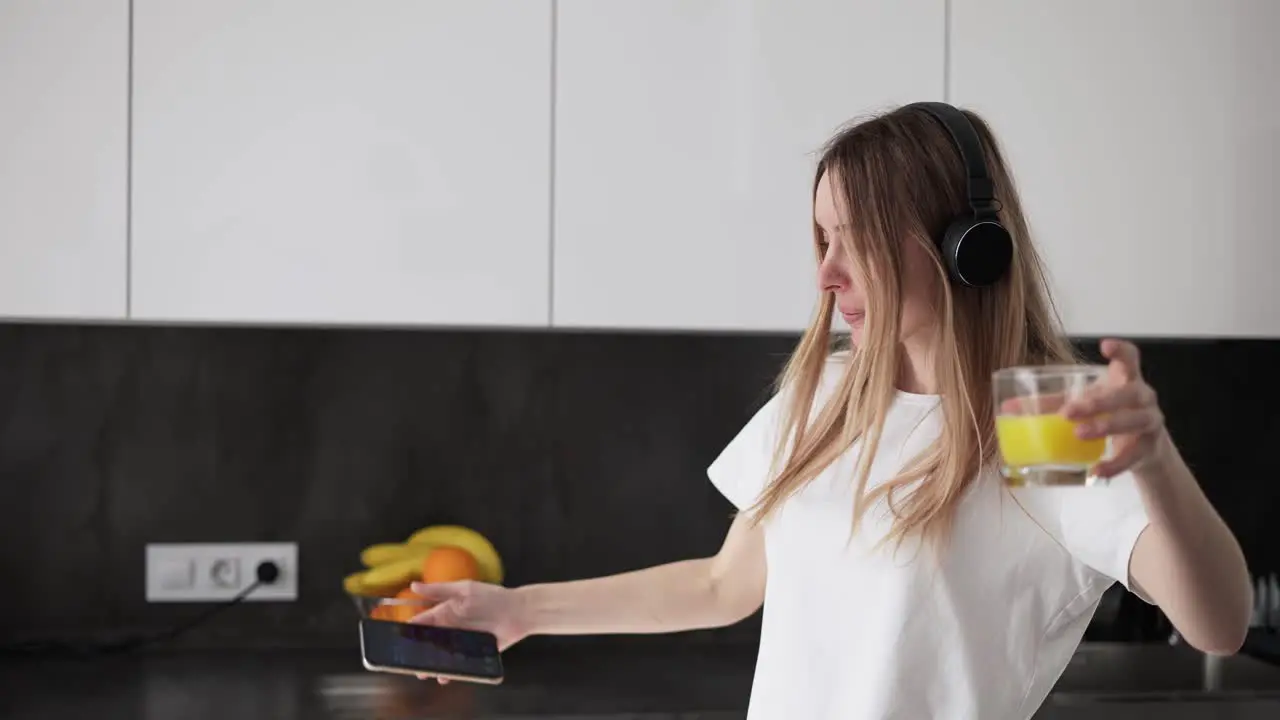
[359,618,504,683]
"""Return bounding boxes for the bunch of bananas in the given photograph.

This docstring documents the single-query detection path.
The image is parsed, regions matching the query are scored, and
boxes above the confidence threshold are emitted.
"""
[343,524,504,598]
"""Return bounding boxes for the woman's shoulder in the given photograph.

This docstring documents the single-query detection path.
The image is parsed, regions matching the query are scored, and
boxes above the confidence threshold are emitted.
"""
[792,350,852,399]
[824,349,854,378]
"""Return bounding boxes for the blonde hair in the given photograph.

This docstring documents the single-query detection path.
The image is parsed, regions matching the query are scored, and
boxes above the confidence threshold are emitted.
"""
[745,105,1077,550]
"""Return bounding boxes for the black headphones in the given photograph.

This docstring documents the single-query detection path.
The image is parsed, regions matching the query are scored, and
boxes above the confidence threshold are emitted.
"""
[906,102,1013,288]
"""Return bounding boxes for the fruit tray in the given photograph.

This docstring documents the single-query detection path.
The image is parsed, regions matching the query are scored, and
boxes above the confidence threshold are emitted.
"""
[343,524,504,623]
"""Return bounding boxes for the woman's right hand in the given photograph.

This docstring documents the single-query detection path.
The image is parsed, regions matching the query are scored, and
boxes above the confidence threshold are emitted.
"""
[400,514,766,684]
[407,580,530,683]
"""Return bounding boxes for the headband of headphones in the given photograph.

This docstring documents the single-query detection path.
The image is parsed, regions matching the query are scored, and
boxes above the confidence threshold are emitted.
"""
[907,102,997,219]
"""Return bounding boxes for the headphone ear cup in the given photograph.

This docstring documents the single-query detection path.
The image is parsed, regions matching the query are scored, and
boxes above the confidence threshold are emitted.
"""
[941,218,1013,287]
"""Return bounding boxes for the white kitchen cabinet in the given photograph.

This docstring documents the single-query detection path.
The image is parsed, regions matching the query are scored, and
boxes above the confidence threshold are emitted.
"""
[131,1,553,327]
[952,0,1280,338]
[553,0,945,332]
[0,0,128,320]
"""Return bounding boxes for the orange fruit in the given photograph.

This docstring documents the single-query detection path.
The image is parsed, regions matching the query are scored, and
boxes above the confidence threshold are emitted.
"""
[421,545,481,584]
[370,587,433,623]
[389,587,431,623]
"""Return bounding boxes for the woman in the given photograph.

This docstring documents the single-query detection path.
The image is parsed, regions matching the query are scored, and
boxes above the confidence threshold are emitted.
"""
[407,103,1253,718]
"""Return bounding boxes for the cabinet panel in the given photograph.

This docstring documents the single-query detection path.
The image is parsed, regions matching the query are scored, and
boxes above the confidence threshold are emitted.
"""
[0,0,128,319]
[132,1,553,327]
[553,0,945,331]
[953,0,1280,337]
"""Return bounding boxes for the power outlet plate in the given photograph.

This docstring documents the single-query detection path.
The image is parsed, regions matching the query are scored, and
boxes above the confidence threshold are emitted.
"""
[146,542,298,602]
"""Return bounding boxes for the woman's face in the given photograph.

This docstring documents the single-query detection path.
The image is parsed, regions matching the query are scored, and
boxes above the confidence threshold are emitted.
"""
[812,170,940,347]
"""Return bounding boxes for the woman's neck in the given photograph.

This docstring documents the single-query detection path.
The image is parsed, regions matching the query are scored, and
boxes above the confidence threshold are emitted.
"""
[898,336,938,395]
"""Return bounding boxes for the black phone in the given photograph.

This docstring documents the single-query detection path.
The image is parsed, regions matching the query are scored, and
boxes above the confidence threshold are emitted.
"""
[358,618,504,684]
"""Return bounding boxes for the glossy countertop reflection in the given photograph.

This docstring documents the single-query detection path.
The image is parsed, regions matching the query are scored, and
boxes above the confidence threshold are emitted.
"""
[3,643,1280,719]
[3,645,752,720]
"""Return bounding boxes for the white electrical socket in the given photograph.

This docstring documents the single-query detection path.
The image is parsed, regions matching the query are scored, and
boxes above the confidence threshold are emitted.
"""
[146,542,298,602]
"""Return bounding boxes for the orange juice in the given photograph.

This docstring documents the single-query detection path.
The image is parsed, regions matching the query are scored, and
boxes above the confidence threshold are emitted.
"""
[995,413,1105,469]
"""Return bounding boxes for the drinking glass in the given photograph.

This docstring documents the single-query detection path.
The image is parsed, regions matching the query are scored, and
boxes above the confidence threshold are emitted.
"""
[993,364,1109,487]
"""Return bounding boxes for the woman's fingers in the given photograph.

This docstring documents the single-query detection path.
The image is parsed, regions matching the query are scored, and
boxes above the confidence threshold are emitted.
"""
[1101,338,1143,382]
[411,581,465,601]
[408,586,477,686]
[1092,441,1145,479]
[1061,382,1154,420]
[1074,408,1163,439]
[409,600,461,627]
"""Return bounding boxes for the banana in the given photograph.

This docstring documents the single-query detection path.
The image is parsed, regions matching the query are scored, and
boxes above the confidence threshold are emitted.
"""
[360,542,436,568]
[359,555,426,595]
[343,571,370,596]
[406,525,504,585]
[345,525,504,599]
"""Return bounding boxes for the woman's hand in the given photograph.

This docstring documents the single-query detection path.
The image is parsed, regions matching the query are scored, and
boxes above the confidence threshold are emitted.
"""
[407,580,529,683]
[1061,338,1170,480]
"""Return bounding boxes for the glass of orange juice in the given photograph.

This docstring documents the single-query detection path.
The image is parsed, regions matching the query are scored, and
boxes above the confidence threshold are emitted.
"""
[993,365,1109,487]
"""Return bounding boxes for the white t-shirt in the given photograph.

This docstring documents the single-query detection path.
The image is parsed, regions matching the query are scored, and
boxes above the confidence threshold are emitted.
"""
[707,354,1151,720]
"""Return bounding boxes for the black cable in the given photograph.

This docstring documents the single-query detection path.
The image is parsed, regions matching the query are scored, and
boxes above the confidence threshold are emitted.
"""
[0,560,281,660]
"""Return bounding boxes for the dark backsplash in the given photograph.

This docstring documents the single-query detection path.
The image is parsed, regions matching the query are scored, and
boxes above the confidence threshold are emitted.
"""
[0,324,1275,652]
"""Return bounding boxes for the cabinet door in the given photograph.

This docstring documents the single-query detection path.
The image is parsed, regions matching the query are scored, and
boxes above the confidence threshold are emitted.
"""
[952,0,1280,337]
[0,1,127,320]
[553,0,945,332]
[132,1,552,326]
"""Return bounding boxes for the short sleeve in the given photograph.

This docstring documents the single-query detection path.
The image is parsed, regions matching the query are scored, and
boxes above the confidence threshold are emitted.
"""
[1010,472,1152,594]
[707,392,787,511]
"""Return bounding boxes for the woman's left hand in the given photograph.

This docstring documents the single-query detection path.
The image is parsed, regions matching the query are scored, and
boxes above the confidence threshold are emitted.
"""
[1061,338,1170,480]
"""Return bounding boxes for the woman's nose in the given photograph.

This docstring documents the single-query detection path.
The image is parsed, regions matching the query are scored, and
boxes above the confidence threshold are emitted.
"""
[817,247,849,293]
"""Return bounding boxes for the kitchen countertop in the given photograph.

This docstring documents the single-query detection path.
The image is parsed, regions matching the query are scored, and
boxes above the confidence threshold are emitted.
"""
[3,642,1280,719]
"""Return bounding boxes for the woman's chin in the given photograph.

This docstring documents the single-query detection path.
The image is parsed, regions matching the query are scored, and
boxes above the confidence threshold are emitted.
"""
[842,316,865,341]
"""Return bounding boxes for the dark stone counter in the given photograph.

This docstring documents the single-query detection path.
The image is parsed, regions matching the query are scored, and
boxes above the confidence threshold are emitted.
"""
[3,642,1279,719]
